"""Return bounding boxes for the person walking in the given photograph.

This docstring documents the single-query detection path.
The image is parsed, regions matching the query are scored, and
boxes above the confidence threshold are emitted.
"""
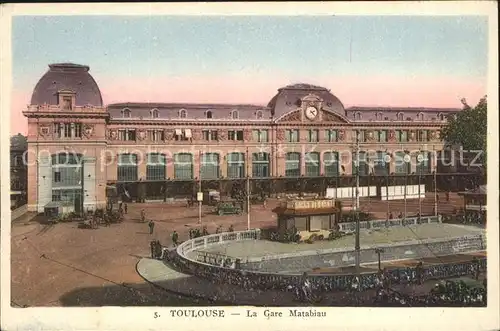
[124,203,128,214]
[172,231,179,247]
[141,209,146,223]
[150,240,155,258]
[148,220,155,235]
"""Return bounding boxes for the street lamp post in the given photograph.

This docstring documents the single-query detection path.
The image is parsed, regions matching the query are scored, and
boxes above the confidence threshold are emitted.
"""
[375,248,384,272]
[198,151,202,225]
[403,151,410,219]
[433,146,438,217]
[246,147,251,230]
[354,130,361,277]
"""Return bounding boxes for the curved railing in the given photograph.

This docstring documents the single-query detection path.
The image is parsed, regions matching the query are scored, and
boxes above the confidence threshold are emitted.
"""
[172,228,487,292]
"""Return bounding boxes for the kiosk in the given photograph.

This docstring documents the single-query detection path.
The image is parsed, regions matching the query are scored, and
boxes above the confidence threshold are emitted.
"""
[272,198,340,241]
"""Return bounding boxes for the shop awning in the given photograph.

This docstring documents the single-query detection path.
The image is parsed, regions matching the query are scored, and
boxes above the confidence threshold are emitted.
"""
[175,129,182,136]
[184,129,192,138]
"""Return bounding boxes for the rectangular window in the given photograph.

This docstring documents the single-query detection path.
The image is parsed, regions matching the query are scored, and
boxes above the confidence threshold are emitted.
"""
[202,130,218,141]
[252,130,268,143]
[325,129,338,142]
[74,123,82,138]
[148,130,164,142]
[286,129,299,142]
[64,123,71,138]
[54,171,61,183]
[62,96,72,110]
[397,130,408,142]
[307,129,319,143]
[378,130,387,142]
[228,130,244,141]
[417,130,428,142]
[118,129,137,141]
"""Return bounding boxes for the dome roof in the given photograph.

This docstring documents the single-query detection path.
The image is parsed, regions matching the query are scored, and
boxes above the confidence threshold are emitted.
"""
[30,63,103,107]
[267,83,345,118]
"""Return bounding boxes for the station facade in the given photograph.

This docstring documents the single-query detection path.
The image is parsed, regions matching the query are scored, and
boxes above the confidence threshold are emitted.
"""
[24,63,468,213]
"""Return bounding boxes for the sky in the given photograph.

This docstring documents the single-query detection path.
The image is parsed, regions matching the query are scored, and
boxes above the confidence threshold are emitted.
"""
[11,15,488,134]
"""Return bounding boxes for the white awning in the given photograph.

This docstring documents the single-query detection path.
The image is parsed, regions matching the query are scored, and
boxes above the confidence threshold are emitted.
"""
[184,129,192,138]
[175,129,182,136]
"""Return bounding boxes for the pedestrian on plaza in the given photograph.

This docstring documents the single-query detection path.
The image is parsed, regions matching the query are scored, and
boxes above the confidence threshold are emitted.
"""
[263,197,267,209]
[228,224,234,232]
[141,209,146,223]
[148,220,155,235]
[150,240,156,258]
[172,231,179,247]
[202,226,209,236]
[124,203,128,214]
[389,212,393,220]
[398,212,403,219]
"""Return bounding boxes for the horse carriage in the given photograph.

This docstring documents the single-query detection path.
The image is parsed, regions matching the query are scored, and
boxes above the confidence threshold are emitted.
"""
[77,208,124,229]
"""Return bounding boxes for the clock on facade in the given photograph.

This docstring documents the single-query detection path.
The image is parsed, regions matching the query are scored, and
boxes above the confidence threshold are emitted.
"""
[305,106,318,120]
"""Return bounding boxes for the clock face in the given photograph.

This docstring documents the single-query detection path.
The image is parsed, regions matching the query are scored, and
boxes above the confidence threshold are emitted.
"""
[305,106,318,120]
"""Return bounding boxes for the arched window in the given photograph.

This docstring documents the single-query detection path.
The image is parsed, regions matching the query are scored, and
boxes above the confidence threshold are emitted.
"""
[50,152,83,206]
[252,152,270,178]
[376,112,383,120]
[206,110,213,119]
[305,152,320,177]
[416,152,431,174]
[394,151,411,174]
[151,109,159,119]
[117,153,138,182]
[173,153,193,179]
[146,153,165,181]
[438,113,445,121]
[397,112,404,121]
[200,153,220,179]
[179,109,187,119]
[227,152,245,178]
[373,151,390,176]
[122,108,131,118]
[323,152,339,177]
[285,152,301,177]
[231,110,239,119]
[417,112,425,121]
[356,112,362,120]
[352,151,368,176]
[256,110,263,119]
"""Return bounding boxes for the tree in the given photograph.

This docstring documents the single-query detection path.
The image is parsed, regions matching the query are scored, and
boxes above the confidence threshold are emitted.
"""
[440,96,487,166]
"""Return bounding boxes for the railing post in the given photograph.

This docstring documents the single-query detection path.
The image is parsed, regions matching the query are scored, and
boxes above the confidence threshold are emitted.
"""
[237,232,241,240]
[203,237,208,248]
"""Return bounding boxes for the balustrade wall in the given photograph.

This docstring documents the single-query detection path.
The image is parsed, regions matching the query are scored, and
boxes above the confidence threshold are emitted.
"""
[174,224,487,292]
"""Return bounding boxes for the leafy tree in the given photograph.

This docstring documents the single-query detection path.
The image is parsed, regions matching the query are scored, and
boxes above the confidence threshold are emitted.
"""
[440,96,487,166]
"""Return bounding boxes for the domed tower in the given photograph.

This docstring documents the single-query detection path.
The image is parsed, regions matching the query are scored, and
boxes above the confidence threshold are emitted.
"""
[24,63,108,214]
[30,63,103,107]
[267,83,346,119]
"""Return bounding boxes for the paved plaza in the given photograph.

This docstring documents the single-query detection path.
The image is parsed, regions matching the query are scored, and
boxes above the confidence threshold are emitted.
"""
[10,192,468,307]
